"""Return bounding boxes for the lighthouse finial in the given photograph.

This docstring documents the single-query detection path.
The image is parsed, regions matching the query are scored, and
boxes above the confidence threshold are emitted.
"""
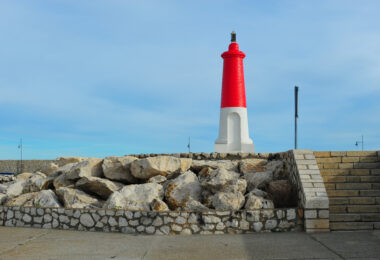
[231,31,236,42]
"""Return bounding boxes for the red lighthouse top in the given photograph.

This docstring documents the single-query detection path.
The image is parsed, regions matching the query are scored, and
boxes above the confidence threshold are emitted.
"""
[220,32,247,108]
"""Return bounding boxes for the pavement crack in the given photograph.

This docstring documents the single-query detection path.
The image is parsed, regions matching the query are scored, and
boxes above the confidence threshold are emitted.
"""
[0,229,51,256]
[309,234,345,259]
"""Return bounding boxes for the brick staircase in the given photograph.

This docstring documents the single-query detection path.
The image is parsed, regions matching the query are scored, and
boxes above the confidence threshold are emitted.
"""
[315,151,380,231]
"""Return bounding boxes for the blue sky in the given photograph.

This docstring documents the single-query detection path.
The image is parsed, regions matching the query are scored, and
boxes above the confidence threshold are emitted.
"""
[1,1,379,159]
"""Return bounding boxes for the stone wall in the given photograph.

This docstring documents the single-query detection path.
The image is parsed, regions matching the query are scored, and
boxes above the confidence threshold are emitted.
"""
[0,206,299,235]
[279,150,329,232]
[315,151,380,230]
[0,160,54,174]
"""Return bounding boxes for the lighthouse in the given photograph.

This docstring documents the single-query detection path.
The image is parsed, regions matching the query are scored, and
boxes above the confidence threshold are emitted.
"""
[214,32,255,153]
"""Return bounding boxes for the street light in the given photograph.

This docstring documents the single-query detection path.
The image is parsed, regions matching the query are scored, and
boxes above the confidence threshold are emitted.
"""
[355,135,364,151]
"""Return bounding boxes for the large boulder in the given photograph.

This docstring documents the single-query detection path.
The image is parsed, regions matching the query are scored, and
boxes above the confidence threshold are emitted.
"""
[0,184,7,193]
[180,197,208,210]
[6,181,28,198]
[200,168,240,193]
[53,163,77,176]
[104,183,163,210]
[165,171,202,209]
[16,172,36,181]
[244,171,273,191]
[53,172,75,190]
[56,156,87,167]
[222,178,247,194]
[66,158,103,180]
[22,174,53,193]
[267,180,297,207]
[212,192,245,210]
[75,176,123,199]
[41,163,59,176]
[102,156,138,183]
[130,156,192,180]
[56,187,103,208]
[244,192,274,210]
[239,159,267,174]
[6,190,61,207]
[191,160,239,172]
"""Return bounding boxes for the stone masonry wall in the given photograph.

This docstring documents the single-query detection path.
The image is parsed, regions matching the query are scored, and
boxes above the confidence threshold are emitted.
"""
[315,151,380,230]
[279,150,329,232]
[0,160,54,174]
[0,206,299,235]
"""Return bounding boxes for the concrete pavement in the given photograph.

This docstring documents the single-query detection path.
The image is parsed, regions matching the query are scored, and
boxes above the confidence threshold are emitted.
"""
[0,227,379,259]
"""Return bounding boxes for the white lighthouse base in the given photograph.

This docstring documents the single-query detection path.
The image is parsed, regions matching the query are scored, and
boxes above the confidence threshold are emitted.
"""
[214,107,254,153]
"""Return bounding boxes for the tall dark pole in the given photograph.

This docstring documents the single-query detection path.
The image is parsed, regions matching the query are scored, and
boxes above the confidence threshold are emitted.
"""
[295,86,299,149]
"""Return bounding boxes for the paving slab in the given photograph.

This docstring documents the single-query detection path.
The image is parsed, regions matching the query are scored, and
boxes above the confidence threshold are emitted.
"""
[0,227,379,259]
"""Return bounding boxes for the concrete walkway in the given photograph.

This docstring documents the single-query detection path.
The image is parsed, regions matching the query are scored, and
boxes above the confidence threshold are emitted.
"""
[0,227,379,260]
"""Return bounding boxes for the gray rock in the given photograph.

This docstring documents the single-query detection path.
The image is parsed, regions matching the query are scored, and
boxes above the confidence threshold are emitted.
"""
[165,171,202,209]
[180,197,208,210]
[80,213,94,227]
[191,160,239,172]
[244,192,274,210]
[5,190,61,207]
[6,180,27,198]
[104,183,163,210]
[56,187,103,208]
[53,172,74,190]
[212,192,245,210]
[147,175,167,184]
[244,171,273,191]
[23,174,53,193]
[200,168,240,193]
[130,156,192,180]
[221,178,247,194]
[66,158,103,180]
[75,176,123,199]
[102,156,138,183]
[42,163,59,176]
[239,159,267,174]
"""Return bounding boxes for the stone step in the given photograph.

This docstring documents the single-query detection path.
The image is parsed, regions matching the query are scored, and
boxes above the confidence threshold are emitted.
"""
[320,169,380,176]
[330,213,380,222]
[329,197,380,205]
[327,189,380,197]
[330,205,380,214]
[322,175,380,183]
[330,221,378,231]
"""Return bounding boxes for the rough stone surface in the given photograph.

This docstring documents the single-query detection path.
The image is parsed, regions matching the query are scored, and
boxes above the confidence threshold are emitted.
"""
[75,176,123,199]
[130,156,192,179]
[244,193,274,210]
[104,183,163,210]
[150,198,169,211]
[56,157,87,167]
[102,156,138,183]
[6,190,61,207]
[212,192,245,210]
[200,168,240,193]
[191,160,239,172]
[165,171,202,209]
[239,159,267,174]
[245,171,273,191]
[56,187,102,208]
[66,158,103,180]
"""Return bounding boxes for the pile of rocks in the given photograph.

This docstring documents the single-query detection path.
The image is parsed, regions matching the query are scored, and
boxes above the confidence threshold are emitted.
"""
[0,155,297,211]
